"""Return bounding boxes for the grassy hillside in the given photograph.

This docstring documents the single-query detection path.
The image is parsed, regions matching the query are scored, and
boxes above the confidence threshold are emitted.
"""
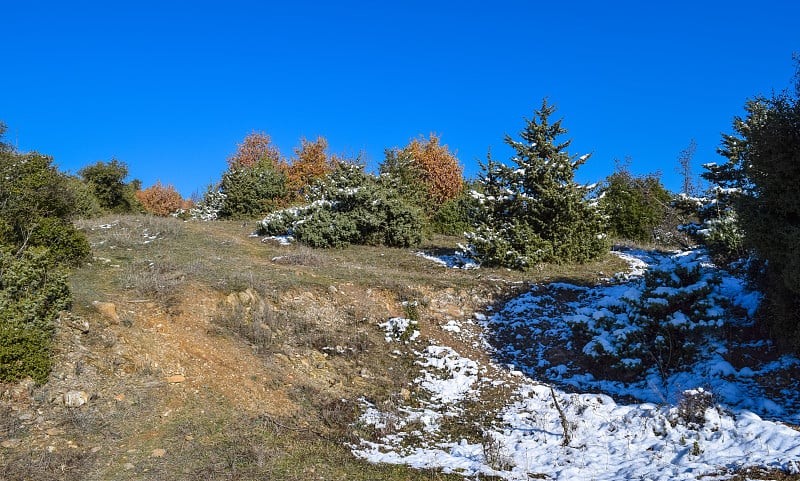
[0,215,621,480]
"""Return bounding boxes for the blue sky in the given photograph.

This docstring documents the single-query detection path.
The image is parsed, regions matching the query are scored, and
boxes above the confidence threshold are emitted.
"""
[2,1,798,197]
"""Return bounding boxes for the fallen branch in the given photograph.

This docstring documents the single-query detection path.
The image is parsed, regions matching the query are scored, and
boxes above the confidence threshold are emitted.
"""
[550,385,571,447]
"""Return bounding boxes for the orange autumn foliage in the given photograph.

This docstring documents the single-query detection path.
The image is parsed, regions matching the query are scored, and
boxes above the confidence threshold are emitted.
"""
[286,136,338,199]
[401,133,464,206]
[135,181,192,216]
[227,130,284,169]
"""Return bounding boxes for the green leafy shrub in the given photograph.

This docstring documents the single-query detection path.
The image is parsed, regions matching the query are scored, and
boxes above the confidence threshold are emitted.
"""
[601,165,673,244]
[78,158,141,213]
[0,123,87,383]
[64,175,105,218]
[0,132,90,267]
[28,217,91,267]
[0,247,72,383]
[257,162,423,248]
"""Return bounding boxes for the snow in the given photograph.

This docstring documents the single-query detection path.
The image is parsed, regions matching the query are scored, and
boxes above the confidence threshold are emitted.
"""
[379,317,420,343]
[354,248,800,480]
[415,250,479,269]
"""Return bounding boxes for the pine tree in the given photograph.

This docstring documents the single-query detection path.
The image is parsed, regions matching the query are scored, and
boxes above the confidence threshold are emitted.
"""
[466,99,607,268]
[700,59,800,350]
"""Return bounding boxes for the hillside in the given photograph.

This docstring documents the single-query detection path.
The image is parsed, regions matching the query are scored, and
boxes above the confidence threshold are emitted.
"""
[1,215,799,480]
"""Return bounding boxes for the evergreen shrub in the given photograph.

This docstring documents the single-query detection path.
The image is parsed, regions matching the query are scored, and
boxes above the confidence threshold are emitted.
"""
[219,158,287,219]
[0,247,72,383]
[466,100,607,268]
[257,163,423,248]
[601,168,672,244]
[568,252,723,381]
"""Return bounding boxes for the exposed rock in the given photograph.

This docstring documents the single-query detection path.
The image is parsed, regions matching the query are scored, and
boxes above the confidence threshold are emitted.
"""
[1,439,21,449]
[60,312,90,333]
[166,374,185,383]
[63,390,89,408]
[93,301,120,324]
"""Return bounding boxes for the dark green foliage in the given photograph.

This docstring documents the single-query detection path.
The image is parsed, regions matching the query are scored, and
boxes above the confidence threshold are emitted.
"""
[702,63,800,350]
[64,174,105,218]
[219,158,288,219]
[0,150,74,223]
[28,217,91,267]
[0,130,90,267]
[379,149,428,212]
[601,163,673,244]
[257,162,424,248]
[466,100,608,268]
[0,123,85,383]
[0,247,72,383]
[78,158,140,212]
[430,189,477,236]
[568,252,722,381]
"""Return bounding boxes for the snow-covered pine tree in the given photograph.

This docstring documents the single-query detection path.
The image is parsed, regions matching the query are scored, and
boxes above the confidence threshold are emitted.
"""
[466,99,607,268]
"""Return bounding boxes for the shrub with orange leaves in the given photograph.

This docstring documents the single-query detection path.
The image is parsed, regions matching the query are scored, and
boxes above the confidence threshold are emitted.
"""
[286,136,338,200]
[227,130,284,169]
[135,181,191,216]
[399,134,464,207]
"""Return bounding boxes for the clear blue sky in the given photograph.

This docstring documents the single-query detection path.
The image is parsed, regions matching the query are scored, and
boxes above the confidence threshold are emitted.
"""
[2,1,798,197]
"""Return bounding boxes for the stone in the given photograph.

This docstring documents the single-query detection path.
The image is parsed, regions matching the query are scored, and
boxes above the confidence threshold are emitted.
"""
[123,462,135,470]
[62,313,90,333]
[1,439,20,449]
[151,448,166,458]
[63,390,89,408]
[46,428,64,436]
[166,374,185,383]
[93,301,120,324]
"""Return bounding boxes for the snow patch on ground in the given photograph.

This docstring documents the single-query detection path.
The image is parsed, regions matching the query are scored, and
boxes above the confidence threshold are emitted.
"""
[415,250,479,269]
[353,248,800,480]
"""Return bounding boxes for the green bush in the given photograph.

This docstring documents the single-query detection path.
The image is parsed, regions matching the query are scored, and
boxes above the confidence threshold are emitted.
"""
[64,175,105,218]
[219,158,288,219]
[0,122,87,383]
[0,247,72,383]
[601,168,672,244]
[430,191,477,236]
[28,217,91,267]
[78,158,141,213]
[257,163,424,248]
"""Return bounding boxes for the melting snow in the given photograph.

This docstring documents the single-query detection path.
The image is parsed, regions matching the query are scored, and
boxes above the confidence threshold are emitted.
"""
[354,249,800,480]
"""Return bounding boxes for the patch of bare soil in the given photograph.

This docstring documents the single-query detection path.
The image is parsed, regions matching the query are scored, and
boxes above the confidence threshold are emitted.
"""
[116,283,297,417]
